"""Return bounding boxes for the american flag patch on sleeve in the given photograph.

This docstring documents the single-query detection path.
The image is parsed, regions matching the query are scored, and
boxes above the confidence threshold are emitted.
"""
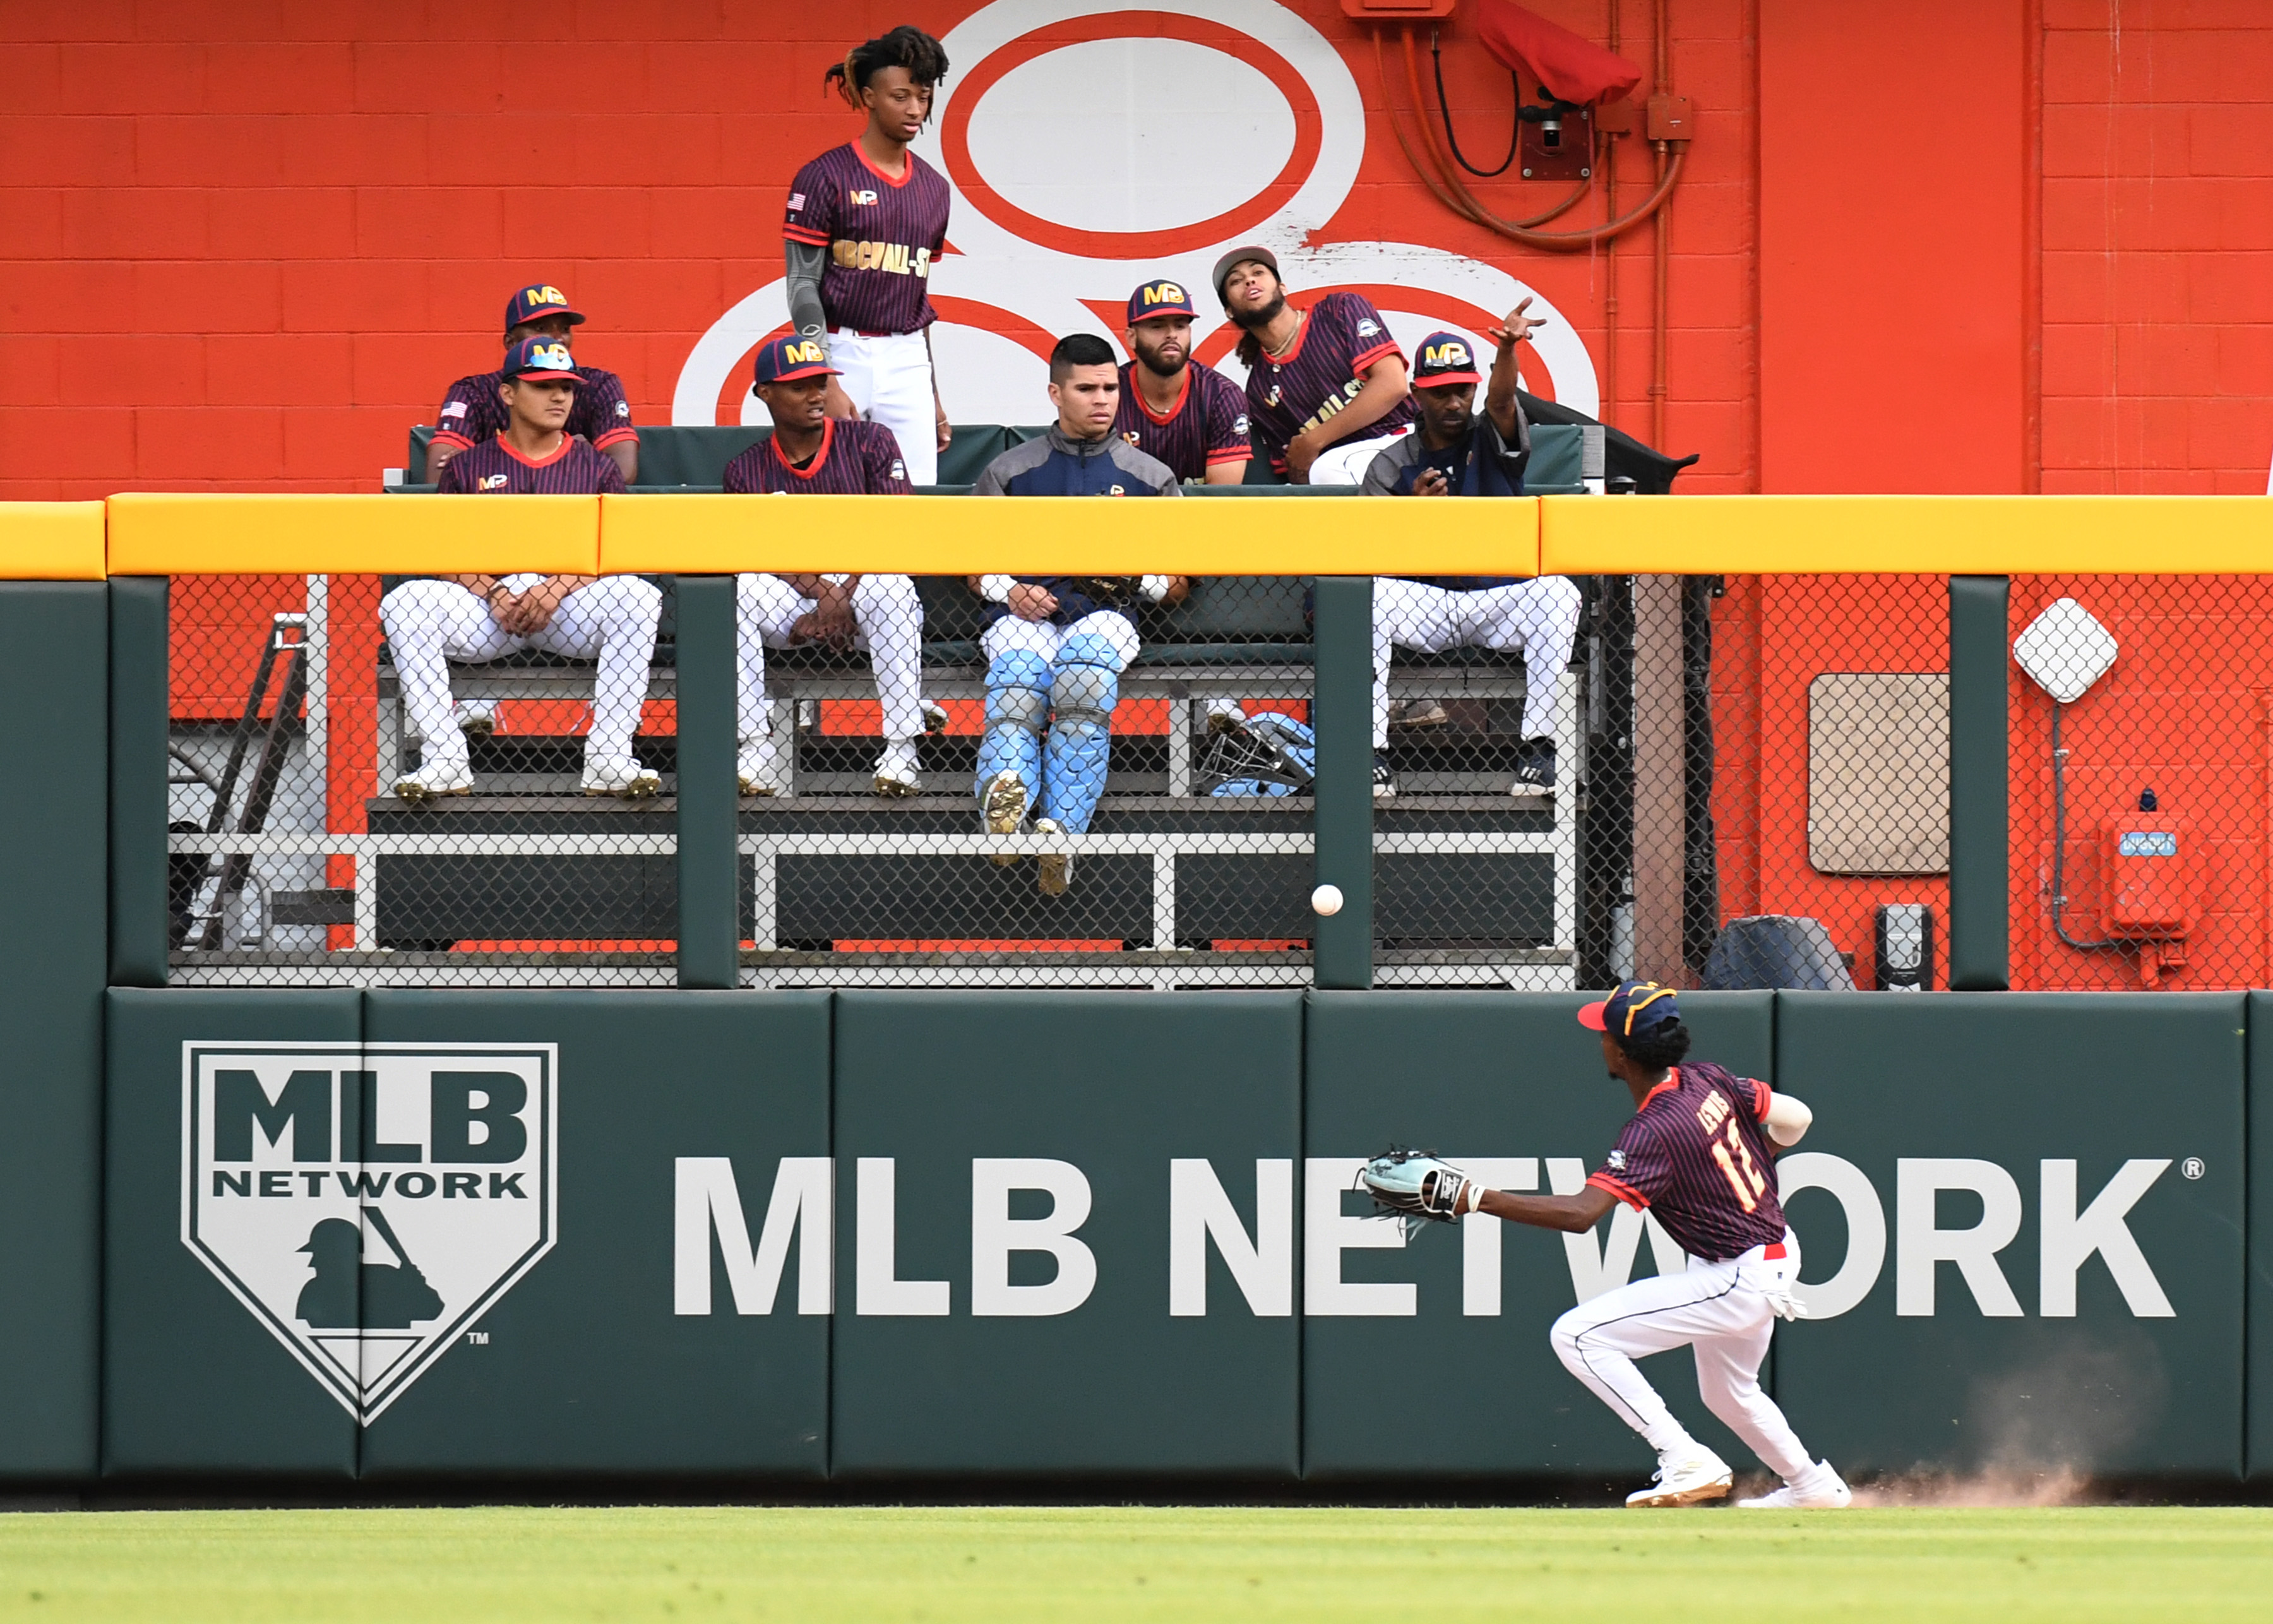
[441,402,467,419]
[789,192,806,210]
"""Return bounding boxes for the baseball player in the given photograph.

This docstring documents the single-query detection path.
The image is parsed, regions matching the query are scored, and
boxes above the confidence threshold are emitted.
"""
[724,334,940,796]
[384,337,664,803]
[785,27,953,485]
[1217,246,1415,484]
[1361,313,1583,799]
[1363,980,1849,1511]
[427,284,639,484]
[968,333,1187,894]
[1113,275,1251,484]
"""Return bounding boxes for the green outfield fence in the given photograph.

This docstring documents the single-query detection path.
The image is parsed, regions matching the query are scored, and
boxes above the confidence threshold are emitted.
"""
[0,493,2267,1484]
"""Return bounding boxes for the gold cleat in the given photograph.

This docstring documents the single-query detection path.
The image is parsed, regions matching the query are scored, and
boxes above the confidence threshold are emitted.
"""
[1034,818,1072,897]
[982,770,1028,867]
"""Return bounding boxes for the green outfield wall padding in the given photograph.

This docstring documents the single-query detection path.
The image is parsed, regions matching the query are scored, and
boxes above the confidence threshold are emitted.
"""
[0,583,107,1478]
[830,992,1303,1478]
[1301,991,1774,1479]
[2246,993,2273,1482]
[355,990,831,1479]
[107,578,167,988]
[1774,992,2243,1480]
[103,988,363,1478]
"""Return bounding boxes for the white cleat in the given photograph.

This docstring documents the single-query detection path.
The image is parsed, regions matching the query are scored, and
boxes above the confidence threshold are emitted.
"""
[583,756,661,799]
[737,743,780,797]
[982,770,1027,867]
[394,764,473,804]
[873,737,921,797]
[1034,817,1072,897]
[1626,1448,1734,1508]
[1738,1462,1852,1509]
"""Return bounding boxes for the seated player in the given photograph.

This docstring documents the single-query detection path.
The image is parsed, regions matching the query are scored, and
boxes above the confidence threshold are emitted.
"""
[383,337,663,803]
[1113,276,1250,484]
[725,335,940,797]
[968,335,1187,893]
[1217,246,1414,484]
[427,283,639,485]
[1360,312,1584,799]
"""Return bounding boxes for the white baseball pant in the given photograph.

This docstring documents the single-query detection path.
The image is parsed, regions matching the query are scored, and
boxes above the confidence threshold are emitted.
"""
[832,328,937,486]
[980,609,1141,671]
[380,575,663,777]
[1549,1229,1814,1480]
[1304,427,1412,486]
[736,572,926,744]
[1373,576,1583,747]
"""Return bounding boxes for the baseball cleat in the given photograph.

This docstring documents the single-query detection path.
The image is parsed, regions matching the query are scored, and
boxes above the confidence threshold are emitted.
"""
[1626,1448,1734,1508]
[1034,818,1073,897]
[873,737,921,797]
[1371,751,1399,799]
[1205,700,1246,737]
[1511,736,1557,791]
[1738,1462,1851,1509]
[455,702,497,739]
[921,700,949,735]
[1390,697,1448,728]
[737,743,780,797]
[394,764,474,804]
[583,756,660,799]
[982,770,1028,866]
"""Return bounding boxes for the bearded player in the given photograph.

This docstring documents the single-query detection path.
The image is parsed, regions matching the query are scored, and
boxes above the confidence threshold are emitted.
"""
[1217,246,1415,485]
[783,26,953,485]
[1361,981,1851,1510]
[1113,276,1250,484]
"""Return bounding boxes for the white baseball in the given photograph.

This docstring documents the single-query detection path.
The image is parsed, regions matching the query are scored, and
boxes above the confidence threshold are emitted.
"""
[1311,883,1344,917]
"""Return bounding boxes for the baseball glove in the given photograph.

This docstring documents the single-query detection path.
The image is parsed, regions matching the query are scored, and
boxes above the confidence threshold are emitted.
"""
[1358,1147,1485,1228]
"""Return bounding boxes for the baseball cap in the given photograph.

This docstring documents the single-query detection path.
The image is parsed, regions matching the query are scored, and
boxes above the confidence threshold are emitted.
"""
[501,336,583,386]
[504,283,586,332]
[1578,980,1683,1039]
[1126,276,1199,326]
[1211,245,1280,304]
[1412,330,1483,389]
[752,334,842,387]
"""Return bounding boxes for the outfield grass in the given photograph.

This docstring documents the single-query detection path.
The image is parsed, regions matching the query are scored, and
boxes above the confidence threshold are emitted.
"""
[0,1504,2264,1621]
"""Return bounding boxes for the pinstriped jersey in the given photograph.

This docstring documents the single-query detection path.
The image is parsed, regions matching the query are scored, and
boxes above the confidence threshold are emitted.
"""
[721,418,913,494]
[1241,292,1417,475]
[434,434,626,495]
[1586,1062,1789,1262]
[431,366,636,454]
[1112,361,1251,482]
[782,143,950,337]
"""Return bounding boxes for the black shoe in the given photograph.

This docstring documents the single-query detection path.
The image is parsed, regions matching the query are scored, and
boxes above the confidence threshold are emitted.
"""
[1372,751,1398,799]
[1512,736,1557,791]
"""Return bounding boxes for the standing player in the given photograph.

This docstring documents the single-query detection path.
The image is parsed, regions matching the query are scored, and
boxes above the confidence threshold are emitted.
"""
[1113,276,1250,484]
[967,334,1186,894]
[783,27,953,486]
[1216,246,1414,484]
[1363,980,1849,1510]
[385,337,664,803]
[723,335,940,797]
[428,284,639,484]
[1361,314,1583,798]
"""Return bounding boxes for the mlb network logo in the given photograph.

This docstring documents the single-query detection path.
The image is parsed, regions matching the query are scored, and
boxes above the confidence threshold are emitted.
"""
[180,1043,557,1423]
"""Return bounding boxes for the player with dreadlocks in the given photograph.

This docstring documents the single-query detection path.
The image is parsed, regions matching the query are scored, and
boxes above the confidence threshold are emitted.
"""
[783,26,955,485]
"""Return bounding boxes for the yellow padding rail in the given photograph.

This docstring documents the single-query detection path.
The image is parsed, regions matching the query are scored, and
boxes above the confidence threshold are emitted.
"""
[0,502,106,581]
[1541,494,2273,576]
[105,494,601,577]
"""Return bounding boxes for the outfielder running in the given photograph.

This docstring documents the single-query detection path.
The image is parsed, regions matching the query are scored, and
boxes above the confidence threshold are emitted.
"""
[1362,980,1851,1510]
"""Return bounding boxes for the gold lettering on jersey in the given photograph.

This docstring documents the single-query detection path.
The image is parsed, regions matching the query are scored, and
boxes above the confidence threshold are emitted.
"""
[1297,379,1367,438]
[830,242,933,279]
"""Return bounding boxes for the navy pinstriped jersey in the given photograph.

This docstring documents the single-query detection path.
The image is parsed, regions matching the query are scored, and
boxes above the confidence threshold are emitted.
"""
[1587,1062,1789,1262]
[1112,362,1251,482]
[432,366,636,455]
[1242,292,1417,475]
[435,434,626,495]
[722,418,913,494]
[782,143,950,336]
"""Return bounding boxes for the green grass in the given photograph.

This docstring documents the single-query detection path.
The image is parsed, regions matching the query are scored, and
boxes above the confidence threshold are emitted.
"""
[0,1505,2265,1621]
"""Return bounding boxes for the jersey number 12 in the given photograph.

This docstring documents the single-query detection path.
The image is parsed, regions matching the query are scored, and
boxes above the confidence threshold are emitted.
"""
[1710,1118,1767,1212]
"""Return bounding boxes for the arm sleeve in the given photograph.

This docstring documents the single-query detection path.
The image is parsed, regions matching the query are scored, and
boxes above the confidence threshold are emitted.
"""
[1205,378,1253,465]
[432,376,486,451]
[785,239,832,354]
[1586,1122,1669,1210]
[867,426,916,494]
[579,370,637,450]
[782,161,835,248]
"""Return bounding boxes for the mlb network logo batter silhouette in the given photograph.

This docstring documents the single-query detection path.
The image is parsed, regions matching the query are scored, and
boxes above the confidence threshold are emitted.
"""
[179,1042,558,1424]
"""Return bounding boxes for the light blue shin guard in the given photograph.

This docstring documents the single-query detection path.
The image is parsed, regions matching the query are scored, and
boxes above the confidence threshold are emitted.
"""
[1041,633,1121,833]
[975,649,1051,803]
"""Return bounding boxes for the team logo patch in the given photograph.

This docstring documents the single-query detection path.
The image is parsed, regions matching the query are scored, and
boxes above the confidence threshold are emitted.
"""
[1232,414,1249,434]
[614,400,630,416]
[1122,431,1141,446]
[478,474,509,490]
[849,188,879,206]
[181,1042,558,1423]
[1608,1150,1627,1171]
[1265,387,1282,407]
[1356,318,1381,337]
[888,459,905,480]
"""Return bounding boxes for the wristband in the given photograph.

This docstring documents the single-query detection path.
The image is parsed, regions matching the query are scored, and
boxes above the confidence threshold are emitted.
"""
[1139,574,1172,604]
[980,575,1015,604]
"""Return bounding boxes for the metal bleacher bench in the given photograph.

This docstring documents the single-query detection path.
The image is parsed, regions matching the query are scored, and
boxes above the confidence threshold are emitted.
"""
[366,421,1599,987]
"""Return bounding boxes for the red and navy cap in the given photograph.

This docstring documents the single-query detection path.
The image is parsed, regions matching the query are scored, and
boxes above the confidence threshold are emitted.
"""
[1126,276,1199,326]
[502,337,583,386]
[752,334,841,388]
[1578,979,1683,1039]
[1412,331,1483,389]
[503,283,586,333]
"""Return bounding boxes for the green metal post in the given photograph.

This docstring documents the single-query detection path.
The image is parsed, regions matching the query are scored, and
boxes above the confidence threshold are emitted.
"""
[675,575,740,989]
[1313,575,1373,989]
[108,577,169,987]
[1948,575,2010,990]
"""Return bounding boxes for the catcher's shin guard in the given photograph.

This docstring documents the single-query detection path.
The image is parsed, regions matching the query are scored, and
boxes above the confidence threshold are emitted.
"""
[975,649,1049,808]
[1040,633,1120,835]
